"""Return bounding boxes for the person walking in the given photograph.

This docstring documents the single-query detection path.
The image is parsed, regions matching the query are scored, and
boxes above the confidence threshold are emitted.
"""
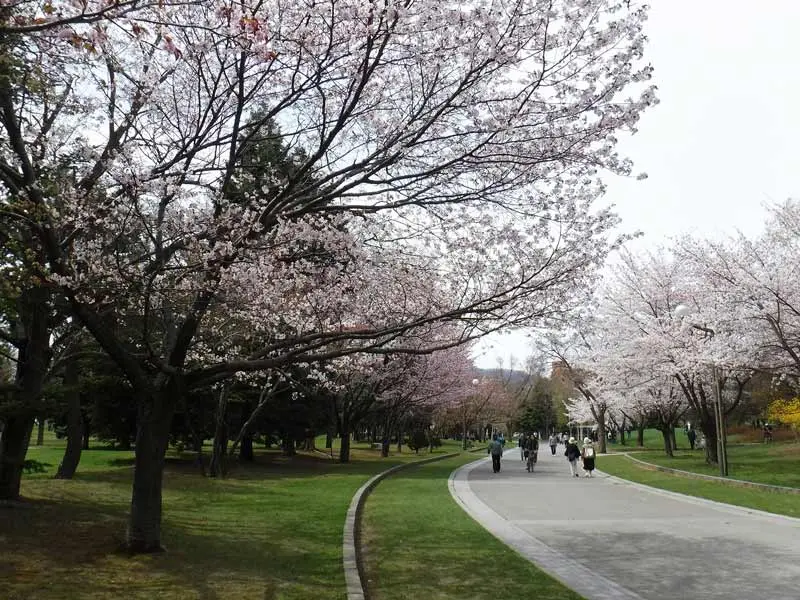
[581,437,596,477]
[565,436,581,477]
[488,434,504,473]
[524,432,539,472]
[687,427,697,450]
[519,433,527,461]
[548,433,558,455]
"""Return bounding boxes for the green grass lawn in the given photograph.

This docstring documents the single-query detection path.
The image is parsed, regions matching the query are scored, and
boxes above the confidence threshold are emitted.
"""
[360,454,584,600]
[599,454,800,519]
[607,441,800,489]
[2,434,435,599]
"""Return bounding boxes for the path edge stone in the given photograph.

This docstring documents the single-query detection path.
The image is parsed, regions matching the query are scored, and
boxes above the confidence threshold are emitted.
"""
[596,467,800,524]
[343,451,459,600]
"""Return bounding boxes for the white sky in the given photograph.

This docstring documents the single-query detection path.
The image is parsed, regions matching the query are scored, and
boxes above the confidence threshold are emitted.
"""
[474,0,800,370]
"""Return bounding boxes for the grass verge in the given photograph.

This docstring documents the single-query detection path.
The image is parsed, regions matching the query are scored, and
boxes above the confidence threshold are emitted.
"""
[606,443,800,489]
[2,435,437,600]
[360,454,584,600]
[600,455,800,518]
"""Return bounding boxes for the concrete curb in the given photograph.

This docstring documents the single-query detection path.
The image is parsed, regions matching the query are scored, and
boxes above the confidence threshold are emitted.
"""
[596,467,800,525]
[448,455,643,600]
[622,453,800,494]
[343,452,459,600]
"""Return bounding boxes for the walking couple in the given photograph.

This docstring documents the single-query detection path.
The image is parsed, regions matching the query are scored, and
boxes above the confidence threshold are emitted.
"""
[564,436,596,477]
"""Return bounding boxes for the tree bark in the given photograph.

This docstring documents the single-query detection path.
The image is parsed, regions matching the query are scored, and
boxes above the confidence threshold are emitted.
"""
[660,427,674,458]
[339,419,350,463]
[0,287,51,500]
[637,423,645,447]
[209,386,230,478]
[700,418,718,464]
[56,360,83,479]
[126,391,175,552]
[669,427,678,452]
[239,434,254,462]
[0,415,35,500]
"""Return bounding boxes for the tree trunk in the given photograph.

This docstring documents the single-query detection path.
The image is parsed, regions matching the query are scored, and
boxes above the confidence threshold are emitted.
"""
[595,408,608,454]
[56,361,83,479]
[339,430,351,463]
[239,434,254,462]
[209,386,230,478]
[396,431,403,454]
[462,419,468,450]
[637,422,645,447]
[669,427,678,452]
[126,391,175,553]
[660,427,674,458]
[701,418,718,464]
[0,415,35,500]
[282,433,296,456]
[0,287,51,500]
[36,418,45,446]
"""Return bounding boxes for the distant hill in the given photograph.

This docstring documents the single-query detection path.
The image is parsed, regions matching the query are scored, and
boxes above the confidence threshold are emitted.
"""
[475,368,531,385]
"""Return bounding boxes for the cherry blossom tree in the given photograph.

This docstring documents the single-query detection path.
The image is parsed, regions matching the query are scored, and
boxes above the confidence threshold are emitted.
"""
[1,0,656,550]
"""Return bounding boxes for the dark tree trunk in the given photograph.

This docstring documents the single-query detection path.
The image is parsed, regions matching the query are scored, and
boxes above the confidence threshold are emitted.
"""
[637,423,645,447]
[669,427,678,452]
[396,431,403,454]
[56,361,83,479]
[36,417,45,446]
[0,287,51,501]
[325,430,333,449]
[660,427,674,458]
[126,390,175,553]
[0,415,35,500]
[282,433,296,456]
[703,423,718,465]
[381,439,390,457]
[239,434,254,462]
[462,419,468,450]
[209,386,230,478]
[339,429,351,463]
[592,406,608,454]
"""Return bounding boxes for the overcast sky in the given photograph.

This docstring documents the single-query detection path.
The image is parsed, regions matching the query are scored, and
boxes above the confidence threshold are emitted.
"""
[474,0,800,370]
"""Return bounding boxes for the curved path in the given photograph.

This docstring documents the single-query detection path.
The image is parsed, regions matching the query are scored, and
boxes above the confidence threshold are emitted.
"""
[450,446,800,600]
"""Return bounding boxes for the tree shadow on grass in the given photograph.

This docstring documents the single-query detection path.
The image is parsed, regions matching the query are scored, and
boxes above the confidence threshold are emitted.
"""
[1,453,420,599]
[1,484,346,599]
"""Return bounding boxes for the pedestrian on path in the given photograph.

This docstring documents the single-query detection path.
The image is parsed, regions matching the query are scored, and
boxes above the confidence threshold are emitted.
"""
[519,433,527,461]
[524,432,539,472]
[488,434,504,473]
[687,427,697,450]
[548,433,557,455]
[581,437,596,477]
[565,436,581,477]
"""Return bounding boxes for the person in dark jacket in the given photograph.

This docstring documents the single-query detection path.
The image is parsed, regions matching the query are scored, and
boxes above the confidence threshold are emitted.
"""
[488,434,504,473]
[524,432,539,472]
[565,437,581,477]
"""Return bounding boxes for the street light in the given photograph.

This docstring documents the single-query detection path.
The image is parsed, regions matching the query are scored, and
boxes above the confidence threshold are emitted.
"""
[674,304,728,476]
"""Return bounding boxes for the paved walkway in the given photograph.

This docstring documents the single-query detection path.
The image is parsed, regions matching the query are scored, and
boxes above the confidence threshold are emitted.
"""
[450,445,800,600]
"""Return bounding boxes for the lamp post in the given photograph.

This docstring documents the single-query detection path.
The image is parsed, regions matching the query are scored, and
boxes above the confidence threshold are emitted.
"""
[675,304,728,476]
[461,378,480,451]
